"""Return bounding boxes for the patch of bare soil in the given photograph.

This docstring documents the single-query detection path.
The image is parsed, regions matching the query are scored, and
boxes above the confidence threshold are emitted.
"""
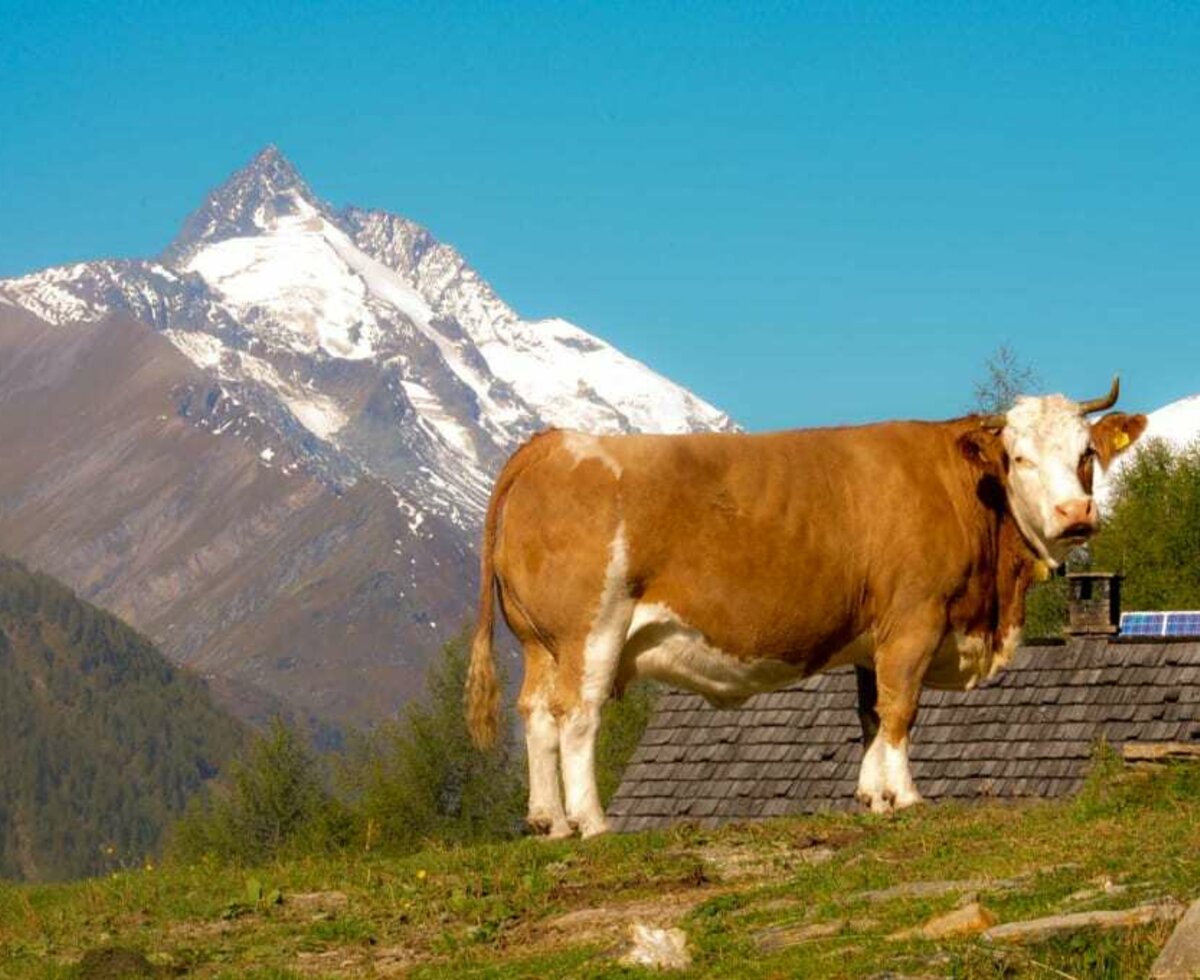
[283,890,351,920]
[75,946,169,979]
[527,887,725,953]
[697,838,837,882]
[292,947,371,977]
[163,918,242,943]
[373,944,420,977]
[684,826,854,884]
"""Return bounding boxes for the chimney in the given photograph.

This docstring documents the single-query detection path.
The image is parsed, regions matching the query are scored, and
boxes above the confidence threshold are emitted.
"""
[1064,572,1122,635]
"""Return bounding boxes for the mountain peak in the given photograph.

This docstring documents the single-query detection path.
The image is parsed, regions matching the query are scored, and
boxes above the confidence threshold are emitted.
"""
[243,144,304,190]
[162,146,321,263]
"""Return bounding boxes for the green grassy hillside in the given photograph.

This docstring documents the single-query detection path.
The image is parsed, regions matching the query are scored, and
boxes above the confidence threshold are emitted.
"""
[0,558,246,881]
[2,752,1197,978]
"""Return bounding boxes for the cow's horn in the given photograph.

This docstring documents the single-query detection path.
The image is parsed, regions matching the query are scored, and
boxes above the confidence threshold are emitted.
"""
[1078,376,1120,415]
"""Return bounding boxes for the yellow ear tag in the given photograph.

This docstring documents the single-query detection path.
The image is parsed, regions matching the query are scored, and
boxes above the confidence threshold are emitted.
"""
[1113,431,1130,450]
[1034,560,1052,582]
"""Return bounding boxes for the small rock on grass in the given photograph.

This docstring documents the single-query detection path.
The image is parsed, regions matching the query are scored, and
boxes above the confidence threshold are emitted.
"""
[620,923,691,970]
[1062,876,1128,906]
[889,902,997,941]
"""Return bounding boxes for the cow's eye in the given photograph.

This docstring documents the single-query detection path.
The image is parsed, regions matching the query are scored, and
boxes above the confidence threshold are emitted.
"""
[1078,448,1096,490]
[1013,456,1035,470]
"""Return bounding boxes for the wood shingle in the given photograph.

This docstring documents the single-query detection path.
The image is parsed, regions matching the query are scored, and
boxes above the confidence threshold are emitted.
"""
[607,638,1200,831]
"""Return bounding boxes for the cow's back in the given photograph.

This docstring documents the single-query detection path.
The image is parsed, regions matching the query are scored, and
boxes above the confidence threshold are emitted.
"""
[492,423,991,671]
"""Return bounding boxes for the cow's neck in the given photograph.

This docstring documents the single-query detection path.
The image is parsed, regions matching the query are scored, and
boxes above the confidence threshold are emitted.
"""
[994,505,1040,644]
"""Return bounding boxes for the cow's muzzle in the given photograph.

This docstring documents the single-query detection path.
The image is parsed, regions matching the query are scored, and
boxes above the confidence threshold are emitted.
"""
[1054,498,1098,542]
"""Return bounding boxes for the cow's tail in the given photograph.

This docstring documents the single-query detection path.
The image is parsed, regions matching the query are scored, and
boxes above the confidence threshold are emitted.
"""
[465,485,503,748]
[466,431,555,749]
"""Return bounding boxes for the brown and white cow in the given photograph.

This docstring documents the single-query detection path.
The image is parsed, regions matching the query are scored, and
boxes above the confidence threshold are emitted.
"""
[466,380,1146,837]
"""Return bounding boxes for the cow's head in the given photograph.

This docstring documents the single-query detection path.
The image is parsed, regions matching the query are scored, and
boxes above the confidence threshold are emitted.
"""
[965,378,1147,566]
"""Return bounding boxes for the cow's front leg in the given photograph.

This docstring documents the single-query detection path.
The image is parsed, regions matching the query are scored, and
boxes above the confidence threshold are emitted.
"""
[855,666,879,747]
[854,665,891,815]
[856,618,937,814]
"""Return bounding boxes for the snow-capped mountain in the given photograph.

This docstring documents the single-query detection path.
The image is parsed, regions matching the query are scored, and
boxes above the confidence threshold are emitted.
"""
[1131,393,1200,452]
[0,146,733,729]
[1,145,733,530]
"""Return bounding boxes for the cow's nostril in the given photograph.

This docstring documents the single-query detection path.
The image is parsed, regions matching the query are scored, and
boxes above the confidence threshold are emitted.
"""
[1055,499,1097,526]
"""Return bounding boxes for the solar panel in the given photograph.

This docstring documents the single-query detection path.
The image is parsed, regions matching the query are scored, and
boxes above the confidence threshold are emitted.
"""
[1164,612,1200,636]
[1119,611,1200,637]
[1120,612,1166,636]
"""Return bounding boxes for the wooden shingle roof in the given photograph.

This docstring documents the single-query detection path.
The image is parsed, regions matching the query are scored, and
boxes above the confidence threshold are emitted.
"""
[607,637,1200,832]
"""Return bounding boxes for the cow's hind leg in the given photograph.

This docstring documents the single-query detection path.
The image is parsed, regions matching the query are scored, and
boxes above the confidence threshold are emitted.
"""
[556,669,614,838]
[556,604,632,838]
[518,641,572,839]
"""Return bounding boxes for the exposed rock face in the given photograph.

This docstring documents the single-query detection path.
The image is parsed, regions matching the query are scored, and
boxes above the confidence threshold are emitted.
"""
[0,309,473,727]
[0,146,733,728]
[982,901,1186,944]
[1151,898,1200,980]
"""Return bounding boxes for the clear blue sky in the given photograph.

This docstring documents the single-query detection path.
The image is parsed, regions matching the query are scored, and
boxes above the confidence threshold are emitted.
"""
[2,1,1197,429]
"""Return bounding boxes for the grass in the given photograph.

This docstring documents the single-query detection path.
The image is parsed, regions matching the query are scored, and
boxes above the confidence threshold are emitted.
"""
[2,754,1198,978]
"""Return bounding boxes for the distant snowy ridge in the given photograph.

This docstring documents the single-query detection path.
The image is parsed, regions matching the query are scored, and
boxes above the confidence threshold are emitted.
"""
[0,146,734,531]
[1096,392,1200,505]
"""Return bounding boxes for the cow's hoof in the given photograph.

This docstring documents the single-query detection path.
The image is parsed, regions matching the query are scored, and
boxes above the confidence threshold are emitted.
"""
[580,823,610,839]
[856,787,897,815]
[891,790,924,811]
[569,814,610,839]
[544,822,575,840]
[527,812,572,839]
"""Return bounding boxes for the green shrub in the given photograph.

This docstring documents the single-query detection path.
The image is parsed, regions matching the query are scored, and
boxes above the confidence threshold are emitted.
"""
[169,717,348,865]
[1092,437,1200,610]
[337,636,525,853]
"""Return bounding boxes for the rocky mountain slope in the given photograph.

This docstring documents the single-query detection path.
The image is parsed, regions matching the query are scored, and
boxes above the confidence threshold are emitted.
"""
[0,147,733,729]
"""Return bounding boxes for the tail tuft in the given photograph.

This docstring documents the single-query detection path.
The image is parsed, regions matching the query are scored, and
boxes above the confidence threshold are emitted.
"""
[465,624,500,748]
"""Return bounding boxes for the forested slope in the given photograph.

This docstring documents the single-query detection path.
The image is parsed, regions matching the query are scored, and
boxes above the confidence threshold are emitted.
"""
[0,558,245,880]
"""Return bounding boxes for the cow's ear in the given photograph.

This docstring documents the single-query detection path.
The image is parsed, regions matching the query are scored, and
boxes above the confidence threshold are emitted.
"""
[1090,412,1148,469]
[958,426,1006,475]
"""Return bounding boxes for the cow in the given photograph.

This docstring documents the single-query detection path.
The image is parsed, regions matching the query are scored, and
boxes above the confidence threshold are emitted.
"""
[465,379,1146,838]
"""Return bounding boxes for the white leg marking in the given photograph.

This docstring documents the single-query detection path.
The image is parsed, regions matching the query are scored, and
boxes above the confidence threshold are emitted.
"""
[856,733,889,814]
[560,522,631,838]
[560,706,608,837]
[524,696,571,839]
[995,626,1022,673]
[883,737,922,810]
[857,734,922,814]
